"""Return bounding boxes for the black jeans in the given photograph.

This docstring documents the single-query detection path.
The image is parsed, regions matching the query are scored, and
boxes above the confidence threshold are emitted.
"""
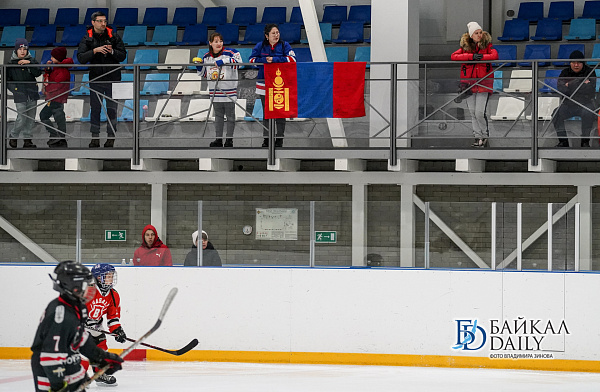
[39,102,66,138]
[90,82,118,137]
[553,100,596,143]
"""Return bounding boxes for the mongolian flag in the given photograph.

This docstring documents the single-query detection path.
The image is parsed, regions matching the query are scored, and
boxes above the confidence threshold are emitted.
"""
[264,62,366,119]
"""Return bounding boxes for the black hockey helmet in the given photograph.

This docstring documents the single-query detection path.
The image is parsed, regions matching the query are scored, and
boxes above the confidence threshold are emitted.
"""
[50,260,95,304]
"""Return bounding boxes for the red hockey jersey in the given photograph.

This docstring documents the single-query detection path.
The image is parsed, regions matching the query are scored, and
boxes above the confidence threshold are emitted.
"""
[85,287,122,335]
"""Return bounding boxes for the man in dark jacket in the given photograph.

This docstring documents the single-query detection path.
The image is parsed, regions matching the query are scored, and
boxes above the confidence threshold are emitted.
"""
[553,50,597,148]
[184,230,222,266]
[7,38,42,148]
[77,11,126,148]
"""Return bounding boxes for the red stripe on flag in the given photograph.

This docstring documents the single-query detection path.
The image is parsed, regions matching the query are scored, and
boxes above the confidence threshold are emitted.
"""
[264,63,298,119]
[333,62,366,118]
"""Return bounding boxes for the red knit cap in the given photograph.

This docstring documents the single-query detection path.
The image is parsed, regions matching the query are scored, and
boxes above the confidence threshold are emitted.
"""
[51,47,67,62]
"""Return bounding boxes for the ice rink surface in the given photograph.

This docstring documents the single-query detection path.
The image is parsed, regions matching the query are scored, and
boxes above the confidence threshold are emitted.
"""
[3,359,600,391]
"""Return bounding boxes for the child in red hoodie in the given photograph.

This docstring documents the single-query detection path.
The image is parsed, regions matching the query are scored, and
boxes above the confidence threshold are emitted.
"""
[40,46,73,148]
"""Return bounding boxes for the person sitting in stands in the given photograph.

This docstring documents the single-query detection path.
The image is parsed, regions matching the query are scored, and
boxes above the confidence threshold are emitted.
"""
[133,224,173,266]
[184,230,222,266]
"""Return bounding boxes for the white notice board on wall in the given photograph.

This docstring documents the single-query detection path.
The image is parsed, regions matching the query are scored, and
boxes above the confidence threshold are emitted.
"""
[255,208,298,240]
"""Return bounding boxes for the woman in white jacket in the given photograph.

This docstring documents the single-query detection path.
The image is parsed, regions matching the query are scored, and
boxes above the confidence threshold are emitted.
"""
[197,32,242,147]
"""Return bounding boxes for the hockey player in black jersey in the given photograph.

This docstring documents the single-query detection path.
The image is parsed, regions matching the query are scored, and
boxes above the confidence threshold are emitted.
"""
[31,261,123,391]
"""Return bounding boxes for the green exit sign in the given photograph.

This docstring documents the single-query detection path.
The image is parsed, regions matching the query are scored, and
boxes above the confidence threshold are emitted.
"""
[105,230,127,241]
[315,231,337,243]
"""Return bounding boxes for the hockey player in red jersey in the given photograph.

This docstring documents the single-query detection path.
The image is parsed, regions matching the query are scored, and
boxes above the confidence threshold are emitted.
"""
[82,263,127,386]
[31,260,123,392]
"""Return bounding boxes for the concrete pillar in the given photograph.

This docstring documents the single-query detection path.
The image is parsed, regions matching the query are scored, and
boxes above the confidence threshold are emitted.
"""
[578,185,592,270]
[400,184,416,267]
[151,183,168,242]
[352,182,367,266]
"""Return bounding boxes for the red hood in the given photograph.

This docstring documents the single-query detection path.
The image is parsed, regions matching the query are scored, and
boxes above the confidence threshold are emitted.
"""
[141,224,164,249]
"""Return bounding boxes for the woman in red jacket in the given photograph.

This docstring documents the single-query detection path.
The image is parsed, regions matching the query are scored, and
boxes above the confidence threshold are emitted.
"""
[41,46,73,148]
[133,224,173,266]
[451,22,498,148]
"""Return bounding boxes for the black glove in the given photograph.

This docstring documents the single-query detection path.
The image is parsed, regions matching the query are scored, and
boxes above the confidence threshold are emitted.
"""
[473,53,483,61]
[97,351,124,375]
[113,326,127,343]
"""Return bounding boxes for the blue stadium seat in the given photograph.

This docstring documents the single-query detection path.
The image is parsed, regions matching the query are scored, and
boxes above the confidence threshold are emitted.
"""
[493,45,517,67]
[354,46,370,67]
[113,8,138,28]
[176,24,208,46]
[325,46,349,62]
[201,7,227,27]
[118,99,149,121]
[72,50,89,71]
[40,50,52,66]
[55,25,87,47]
[81,98,107,122]
[497,19,530,41]
[0,26,26,47]
[239,24,266,45]
[518,44,551,67]
[122,26,148,46]
[245,98,263,121]
[30,25,57,47]
[564,18,596,40]
[141,74,169,95]
[72,73,91,96]
[215,24,240,45]
[172,7,198,26]
[289,7,303,24]
[83,8,109,25]
[54,8,79,27]
[0,9,21,27]
[554,43,585,66]
[261,7,287,24]
[493,71,504,92]
[293,47,313,62]
[582,0,600,19]
[548,1,574,21]
[143,7,168,27]
[236,47,256,69]
[302,23,333,44]
[120,50,129,69]
[348,5,371,24]
[132,49,159,70]
[322,6,347,25]
[539,69,562,93]
[279,23,302,44]
[588,43,600,65]
[517,2,544,22]
[145,25,177,46]
[332,21,364,43]
[25,8,50,26]
[232,7,257,26]
[530,19,562,40]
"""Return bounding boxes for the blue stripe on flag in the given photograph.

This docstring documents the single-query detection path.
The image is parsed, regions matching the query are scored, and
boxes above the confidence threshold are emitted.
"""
[297,63,334,118]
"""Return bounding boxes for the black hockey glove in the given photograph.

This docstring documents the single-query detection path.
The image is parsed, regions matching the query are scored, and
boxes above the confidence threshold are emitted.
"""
[473,53,483,61]
[113,326,127,343]
[98,351,124,375]
[48,381,68,392]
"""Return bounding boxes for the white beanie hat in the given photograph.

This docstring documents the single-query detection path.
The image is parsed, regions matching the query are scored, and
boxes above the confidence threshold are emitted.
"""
[467,21,482,37]
[192,230,208,245]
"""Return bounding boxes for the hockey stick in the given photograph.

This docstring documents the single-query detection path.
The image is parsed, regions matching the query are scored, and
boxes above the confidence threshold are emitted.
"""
[87,327,198,356]
[75,287,178,392]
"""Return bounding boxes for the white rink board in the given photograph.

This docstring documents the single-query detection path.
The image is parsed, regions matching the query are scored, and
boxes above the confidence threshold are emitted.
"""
[1,265,599,361]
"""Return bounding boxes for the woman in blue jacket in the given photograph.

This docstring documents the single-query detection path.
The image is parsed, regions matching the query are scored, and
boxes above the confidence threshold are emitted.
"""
[249,24,296,147]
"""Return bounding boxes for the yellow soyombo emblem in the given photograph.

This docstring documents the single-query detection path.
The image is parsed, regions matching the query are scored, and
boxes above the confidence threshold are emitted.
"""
[268,68,289,112]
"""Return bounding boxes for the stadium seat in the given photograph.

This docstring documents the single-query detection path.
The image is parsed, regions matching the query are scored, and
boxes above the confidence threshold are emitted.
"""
[172,7,198,26]
[132,49,159,70]
[6,100,18,121]
[118,99,148,121]
[245,98,263,121]
[113,8,138,28]
[289,7,303,24]
[215,24,240,45]
[158,49,191,70]
[518,44,551,67]
[71,50,88,71]
[497,19,530,41]
[493,45,517,67]
[141,73,170,95]
[30,25,57,47]
[54,8,79,27]
[293,47,313,63]
[588,43,600,65]
[490,97,526,120]
[581,0,600,19]
[83,8,109,25]
[517,2,544,22]
[261,7,287,24]
[25,8,50,26]
[40,50,52,66]
[233,99,248,120]
[322,5,348,25]
[176,24,208,46]
[354,46,370,67]
[0,9,21,27]
[348,5,371,24]
[122,26,148,46]
[236,47,255,68]
[72,74,90,96]
[0,26,26,47]
[168,73,203,95]
[145,98,181,121]
[325,46,349,62]
[239,24,266,45]
[554,43,585,66]
[526,97,560,120]
[81,98,108,122]
[145,25,178,46]
[64,99,84,122]
[232,7,257,26]
[548,1,574,21]
[201,7,227,27]
[185,99,213,121]
[530,19,562,40]
[142,7,168,27]
[279,23,302,44]
[332,21,364,43]
[539,69,562,93]
[302,23,332,43]
[504,69,533,93]
[493,71,504,92]
[54,25,86,47]
[112,73,133,100]
[564,18,596,40]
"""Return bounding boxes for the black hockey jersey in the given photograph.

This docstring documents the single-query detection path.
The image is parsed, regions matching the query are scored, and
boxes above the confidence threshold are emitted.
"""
[31,296,105,392]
